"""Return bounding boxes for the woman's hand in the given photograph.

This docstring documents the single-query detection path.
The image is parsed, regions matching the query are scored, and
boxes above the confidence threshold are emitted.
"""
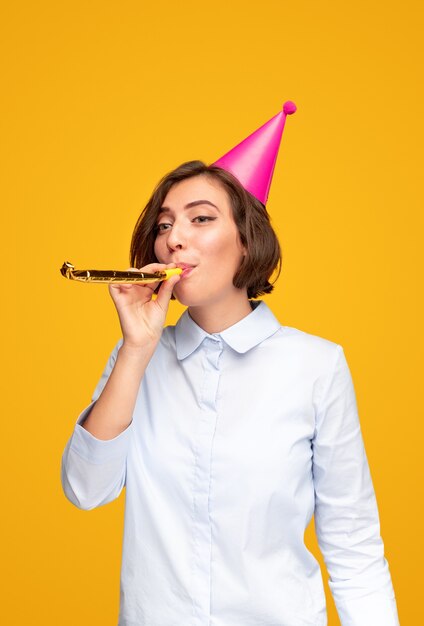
[108,262,181,350]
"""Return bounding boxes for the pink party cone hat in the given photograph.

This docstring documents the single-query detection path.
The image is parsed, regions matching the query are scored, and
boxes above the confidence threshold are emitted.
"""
[212,101,296,205]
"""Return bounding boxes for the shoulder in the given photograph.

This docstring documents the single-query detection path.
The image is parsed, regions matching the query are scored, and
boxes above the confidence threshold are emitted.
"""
[266,321,342,374]
[257,301,340,354]
[280,324,340,353]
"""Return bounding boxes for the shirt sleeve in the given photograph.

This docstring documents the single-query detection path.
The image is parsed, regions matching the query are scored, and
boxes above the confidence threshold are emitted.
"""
[61,338,132,511]
[312,344,400,625]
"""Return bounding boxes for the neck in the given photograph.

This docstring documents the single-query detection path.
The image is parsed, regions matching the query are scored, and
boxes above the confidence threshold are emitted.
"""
[188,290,252,334]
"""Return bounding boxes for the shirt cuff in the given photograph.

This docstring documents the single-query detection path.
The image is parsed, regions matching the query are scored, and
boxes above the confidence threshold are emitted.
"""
[70,400,133,464]
[331,586,400,625]
[328,572,399,626]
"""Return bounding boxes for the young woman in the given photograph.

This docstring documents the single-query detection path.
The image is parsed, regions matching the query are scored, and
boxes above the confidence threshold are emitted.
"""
[62,123,399,626]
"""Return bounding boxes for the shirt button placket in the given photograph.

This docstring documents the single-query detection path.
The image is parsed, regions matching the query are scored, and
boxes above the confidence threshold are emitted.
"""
[192,337,223,625]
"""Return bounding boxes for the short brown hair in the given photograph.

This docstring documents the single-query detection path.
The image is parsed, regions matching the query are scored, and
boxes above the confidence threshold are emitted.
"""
[130,160,282,299]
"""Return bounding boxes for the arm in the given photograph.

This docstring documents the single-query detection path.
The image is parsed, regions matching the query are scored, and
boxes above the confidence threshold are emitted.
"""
[312,345,400,625]
[61,263,181,510]
[60,339,138,510]
[82,340,156,440]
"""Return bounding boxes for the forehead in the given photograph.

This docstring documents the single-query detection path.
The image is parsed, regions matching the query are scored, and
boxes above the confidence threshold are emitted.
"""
[162,175,230,209]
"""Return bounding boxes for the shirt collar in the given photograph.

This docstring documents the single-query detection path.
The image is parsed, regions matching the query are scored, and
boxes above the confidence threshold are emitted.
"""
[175,300,281,360]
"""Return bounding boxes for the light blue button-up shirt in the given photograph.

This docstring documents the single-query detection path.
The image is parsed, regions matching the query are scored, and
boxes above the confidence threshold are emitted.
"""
[61,300,399,626]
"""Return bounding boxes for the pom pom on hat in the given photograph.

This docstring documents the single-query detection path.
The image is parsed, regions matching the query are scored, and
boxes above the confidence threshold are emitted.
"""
[283,101,297,115]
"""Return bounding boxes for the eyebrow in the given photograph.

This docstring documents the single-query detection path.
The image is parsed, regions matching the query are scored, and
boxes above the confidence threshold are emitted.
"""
[158,200,220,213]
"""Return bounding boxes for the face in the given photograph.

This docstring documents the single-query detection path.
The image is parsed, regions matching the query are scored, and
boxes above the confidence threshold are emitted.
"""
[153,175,247,308]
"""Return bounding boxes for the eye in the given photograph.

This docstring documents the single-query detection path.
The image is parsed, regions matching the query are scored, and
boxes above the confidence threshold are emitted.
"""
[155,222,171,232]
[192,216,216,223]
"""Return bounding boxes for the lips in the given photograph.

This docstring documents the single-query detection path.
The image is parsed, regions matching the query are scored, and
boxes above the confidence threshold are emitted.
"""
[180,266,195,278]
[176,262,196,270]
[175,262,196,279]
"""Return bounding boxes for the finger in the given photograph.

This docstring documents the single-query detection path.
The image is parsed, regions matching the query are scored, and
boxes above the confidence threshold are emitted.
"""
[155,274,181,311]
[120,267,163,289]
[109,283,132,292]
[127,264,180,289]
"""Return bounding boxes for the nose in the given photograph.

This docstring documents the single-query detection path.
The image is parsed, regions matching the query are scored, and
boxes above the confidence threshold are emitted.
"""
[165,220,186,252]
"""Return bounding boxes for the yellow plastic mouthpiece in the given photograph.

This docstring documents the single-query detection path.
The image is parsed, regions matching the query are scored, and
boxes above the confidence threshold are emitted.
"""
[163,268,183,279]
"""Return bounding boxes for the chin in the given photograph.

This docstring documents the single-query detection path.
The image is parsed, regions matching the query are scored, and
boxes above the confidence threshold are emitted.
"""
[172,284,214,308]
[173,293,205,308]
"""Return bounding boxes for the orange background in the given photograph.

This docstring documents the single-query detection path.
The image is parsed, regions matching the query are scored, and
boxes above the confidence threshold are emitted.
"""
[1,1,422,623]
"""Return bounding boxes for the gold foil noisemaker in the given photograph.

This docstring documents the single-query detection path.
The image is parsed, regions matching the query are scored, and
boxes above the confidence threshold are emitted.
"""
[60,261,182,284]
